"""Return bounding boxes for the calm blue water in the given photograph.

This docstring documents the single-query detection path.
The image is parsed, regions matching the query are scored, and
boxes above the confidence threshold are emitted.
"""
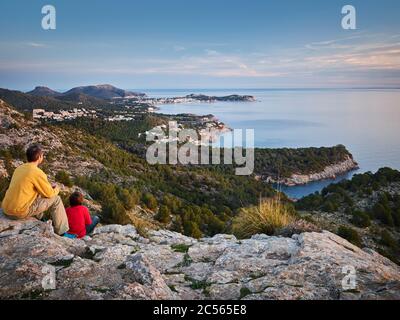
[140,89,400,199]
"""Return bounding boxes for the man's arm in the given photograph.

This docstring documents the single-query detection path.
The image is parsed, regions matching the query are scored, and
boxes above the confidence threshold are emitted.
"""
[33,170,59,198]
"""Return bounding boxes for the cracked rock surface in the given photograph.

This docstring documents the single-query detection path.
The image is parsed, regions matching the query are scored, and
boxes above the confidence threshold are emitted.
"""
[1,211,399,300]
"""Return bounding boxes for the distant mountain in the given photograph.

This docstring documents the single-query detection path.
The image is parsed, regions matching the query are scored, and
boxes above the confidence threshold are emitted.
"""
[63,84,146,100]
[26,86,61,97]
[56,92,107,107]
[0,84,146,112]
[0,88,74,112]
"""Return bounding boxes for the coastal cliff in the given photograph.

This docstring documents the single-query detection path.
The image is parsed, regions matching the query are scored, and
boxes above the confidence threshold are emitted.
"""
[1,212,400,300]
[263,156,359,187]
[282,156,359,186]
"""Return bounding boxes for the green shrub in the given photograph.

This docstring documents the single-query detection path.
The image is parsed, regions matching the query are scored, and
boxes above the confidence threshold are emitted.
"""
[171,244,191,253]
[392,209,400,227]
[337,226,362,247]
[101,200,130,225]
[141,193,158,211]
[373,203,394,227]
[350,211,371,228]
[55,170,73,187]
[206,215,225,235]
[377,248,400,265]
[295,193,323,210]
[321,201,337,213]
[240,287,252,299]
[59,191,70,207]
[9,144,26,160]
[183,221,202,239]
[117,187,140,210]
[156,205,172,224]
[380,230,398,249]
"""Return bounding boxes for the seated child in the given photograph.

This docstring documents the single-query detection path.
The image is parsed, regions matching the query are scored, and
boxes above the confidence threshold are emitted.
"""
[66,191,99,238]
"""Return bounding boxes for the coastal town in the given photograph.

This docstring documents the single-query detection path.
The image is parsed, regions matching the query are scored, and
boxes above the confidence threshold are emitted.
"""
[31,93,255,123]
[30,92,246,143]
[141,114,231,146]
[33,108,98,121]
[32,107,153,122]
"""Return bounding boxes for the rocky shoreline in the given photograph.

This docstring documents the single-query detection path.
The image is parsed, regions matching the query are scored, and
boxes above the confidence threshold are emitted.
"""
[264,156,359,187]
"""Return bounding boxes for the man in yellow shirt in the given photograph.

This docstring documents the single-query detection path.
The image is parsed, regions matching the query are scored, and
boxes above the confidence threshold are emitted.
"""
[1,144,69,235]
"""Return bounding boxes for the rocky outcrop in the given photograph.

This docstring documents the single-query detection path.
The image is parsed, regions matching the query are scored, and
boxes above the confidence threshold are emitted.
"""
[0,99,32,129]
[266,156,359,186]
[0,212,177,300]
[1,212,399,300]
[0,99,104,178]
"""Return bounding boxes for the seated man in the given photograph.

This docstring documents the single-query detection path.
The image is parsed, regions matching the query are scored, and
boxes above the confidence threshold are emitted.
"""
[66,191,99,238]
[1,144,69,235]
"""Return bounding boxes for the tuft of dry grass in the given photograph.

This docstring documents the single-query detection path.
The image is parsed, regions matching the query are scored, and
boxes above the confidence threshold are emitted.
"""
[232,198,296,239]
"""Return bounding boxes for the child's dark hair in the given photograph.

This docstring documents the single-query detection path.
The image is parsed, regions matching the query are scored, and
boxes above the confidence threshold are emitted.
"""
[69,191,84,207]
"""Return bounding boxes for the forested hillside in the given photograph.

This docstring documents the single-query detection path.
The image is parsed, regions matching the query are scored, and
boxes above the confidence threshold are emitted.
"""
[0,99,276,238]
[296,168,400,264]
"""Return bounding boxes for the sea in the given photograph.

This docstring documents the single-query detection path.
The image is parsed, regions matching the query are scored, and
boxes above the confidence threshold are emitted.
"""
[139,88,400,199]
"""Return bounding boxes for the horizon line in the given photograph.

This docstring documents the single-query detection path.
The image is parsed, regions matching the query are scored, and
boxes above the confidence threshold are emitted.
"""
[9,86,400,93]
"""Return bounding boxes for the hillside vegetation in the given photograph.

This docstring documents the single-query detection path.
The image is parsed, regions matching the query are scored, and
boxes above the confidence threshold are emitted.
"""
[296,168,400,264]
[0,99,276,238]
[254,145,355,179]
[1,97,381,245]
[59,117,357,182]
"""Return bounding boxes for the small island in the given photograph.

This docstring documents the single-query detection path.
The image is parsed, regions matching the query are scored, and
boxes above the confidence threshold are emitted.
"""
[113,93,256,105]
[185,94,256,102]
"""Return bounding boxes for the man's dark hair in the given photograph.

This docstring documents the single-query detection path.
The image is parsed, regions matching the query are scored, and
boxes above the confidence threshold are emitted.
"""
[69,192,84,207]
[26,144,43,162]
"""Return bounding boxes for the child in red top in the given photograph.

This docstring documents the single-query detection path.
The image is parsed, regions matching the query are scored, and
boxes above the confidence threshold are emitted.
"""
[66,192,99,238]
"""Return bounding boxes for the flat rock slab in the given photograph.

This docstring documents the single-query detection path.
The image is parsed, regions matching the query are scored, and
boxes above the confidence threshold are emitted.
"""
[0,214,399,300]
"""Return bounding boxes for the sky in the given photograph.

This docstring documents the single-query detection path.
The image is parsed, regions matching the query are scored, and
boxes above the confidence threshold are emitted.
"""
[0,0,400,90]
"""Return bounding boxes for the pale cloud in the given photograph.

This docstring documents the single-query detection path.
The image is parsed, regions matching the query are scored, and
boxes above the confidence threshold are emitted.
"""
[1,34,399,86]
[0,41,49,49]
[26,42,47,48]
[173,45,186,52]
[204,49,220,56]
[305,34,365,50]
